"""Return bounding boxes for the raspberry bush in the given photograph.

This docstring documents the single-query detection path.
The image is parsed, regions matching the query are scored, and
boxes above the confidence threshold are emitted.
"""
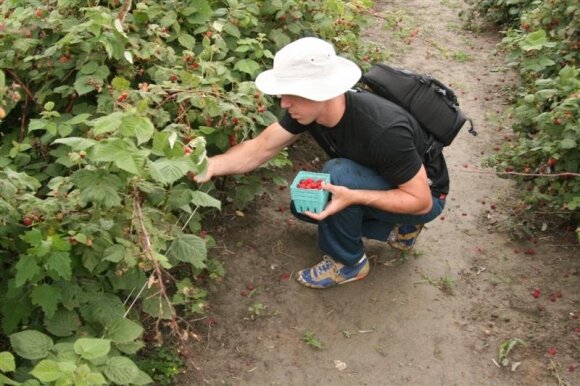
[0,0,384,383]
[468,0,579,236]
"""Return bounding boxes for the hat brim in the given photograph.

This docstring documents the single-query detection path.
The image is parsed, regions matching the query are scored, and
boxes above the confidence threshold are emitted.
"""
[255,57,362,102]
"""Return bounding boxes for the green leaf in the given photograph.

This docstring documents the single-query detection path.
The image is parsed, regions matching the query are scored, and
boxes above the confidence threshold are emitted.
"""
[223,23,240,38]
[111,76,131,90]
[74,75,96,96]
[73,338,111,360]
[105,318,144,344]
[103,356,140,385]
[90,139,148,175]
[0,374,20,386]
[160,10,177,27]
[119,114,155,145]
[46,251,72,280]
[132,369,154,385]
[186,0,213,24]
[190,190,221,209]
[71,169,123,208]
[80,61,99,75]
[0,352,15,372]
[10,330,54,360]
[142,296,173,320]
[80,293,125,326]
[178,33,196,49]
[14,255,40,288]
[168,234,207,268]
[45,308,80,337]
[54,137,97,151]
[30,359,61,383]
[85,371,108,385]
[31,284,62,318]
[149,157,194,185]
[153,252,172,269]
[90,112,124,136]
[522,30,547,51]
[20,228,43,247]
[115,340,145,355]
[560,138,576,149]
[103,244,126,263]
[234,59,260,76]
[28,119,46,132]
[65,113,91,125]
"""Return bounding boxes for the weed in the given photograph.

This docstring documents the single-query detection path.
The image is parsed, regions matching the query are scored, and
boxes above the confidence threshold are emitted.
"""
[451,51,473,62]
[397,249,424,263]
[441,0,461,9]
[374,346,387,357]
[137,347,185,386]
[247,302,265,320]
[446,22,464,32]
[303,331,323,349]
[548,359,566,386]
[418,273,455,295]
[497,338,525,367]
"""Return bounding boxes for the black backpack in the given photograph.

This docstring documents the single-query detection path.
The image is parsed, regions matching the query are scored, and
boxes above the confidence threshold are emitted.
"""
[360,63,476,146]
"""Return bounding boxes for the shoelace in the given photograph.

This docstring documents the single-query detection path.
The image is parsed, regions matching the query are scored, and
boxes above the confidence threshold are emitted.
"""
[313,256,338,277]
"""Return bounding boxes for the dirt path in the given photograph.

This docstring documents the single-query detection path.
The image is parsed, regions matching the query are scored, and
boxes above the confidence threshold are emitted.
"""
[185,1,579,385]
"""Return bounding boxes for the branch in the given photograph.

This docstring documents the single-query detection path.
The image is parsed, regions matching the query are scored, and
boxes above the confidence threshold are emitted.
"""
[131,190,183,343]
[5,69,36,103]
[117,0,132,24]
[456,168,580,178]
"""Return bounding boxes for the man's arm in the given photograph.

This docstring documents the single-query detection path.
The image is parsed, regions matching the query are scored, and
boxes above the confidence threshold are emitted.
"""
[305,165,433,220]
[194,122,299,183]
[353,165,433,213]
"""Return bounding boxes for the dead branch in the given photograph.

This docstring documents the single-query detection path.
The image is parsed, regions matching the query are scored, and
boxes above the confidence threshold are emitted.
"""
[132,189,182,342]
[117,0,132,24]
[5,69,36,103]
[456,168,580,178]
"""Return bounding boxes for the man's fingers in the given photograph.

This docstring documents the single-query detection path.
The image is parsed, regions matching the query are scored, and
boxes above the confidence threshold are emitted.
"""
[321,181,334,191]
[303,210,326,221]
[187,171,211,184]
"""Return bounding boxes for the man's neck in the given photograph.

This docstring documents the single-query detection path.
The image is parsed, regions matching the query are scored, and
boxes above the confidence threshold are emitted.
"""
[315,94,346,127]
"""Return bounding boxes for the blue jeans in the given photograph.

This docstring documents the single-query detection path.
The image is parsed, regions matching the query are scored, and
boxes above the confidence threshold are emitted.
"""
[291,158,446,266]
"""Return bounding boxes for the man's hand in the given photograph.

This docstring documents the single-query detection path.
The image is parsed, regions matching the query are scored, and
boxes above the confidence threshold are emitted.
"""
[188,159,214,183]
[302,182,354,221]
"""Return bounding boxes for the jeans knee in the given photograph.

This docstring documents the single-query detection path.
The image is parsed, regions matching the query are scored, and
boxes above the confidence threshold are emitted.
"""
[322,158,353,187]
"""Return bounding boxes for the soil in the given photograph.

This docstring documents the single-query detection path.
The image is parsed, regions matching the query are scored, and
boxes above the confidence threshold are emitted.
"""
[181,1,579,385]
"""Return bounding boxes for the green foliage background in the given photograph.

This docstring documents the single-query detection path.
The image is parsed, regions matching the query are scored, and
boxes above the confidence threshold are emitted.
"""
[468,0,579,223]
[0,0,384,384]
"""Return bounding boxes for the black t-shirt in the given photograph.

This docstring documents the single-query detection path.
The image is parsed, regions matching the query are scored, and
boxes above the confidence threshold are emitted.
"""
[279,90,449,195]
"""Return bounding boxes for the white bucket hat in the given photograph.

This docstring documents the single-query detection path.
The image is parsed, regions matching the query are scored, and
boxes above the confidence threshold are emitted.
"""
[255,37,362,102]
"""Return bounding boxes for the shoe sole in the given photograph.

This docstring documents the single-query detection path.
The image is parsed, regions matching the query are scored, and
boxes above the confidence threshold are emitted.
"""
[296,271,369,289]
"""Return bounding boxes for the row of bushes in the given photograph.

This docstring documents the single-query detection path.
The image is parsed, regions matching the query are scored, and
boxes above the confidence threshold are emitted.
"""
[0,0,383,384]
[467,0,579,233]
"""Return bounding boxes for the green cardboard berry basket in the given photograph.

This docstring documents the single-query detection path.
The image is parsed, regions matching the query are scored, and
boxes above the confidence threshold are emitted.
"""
[290,171,331,213]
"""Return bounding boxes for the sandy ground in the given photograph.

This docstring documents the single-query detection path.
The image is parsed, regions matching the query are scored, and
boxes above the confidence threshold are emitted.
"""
[183,0,579,385]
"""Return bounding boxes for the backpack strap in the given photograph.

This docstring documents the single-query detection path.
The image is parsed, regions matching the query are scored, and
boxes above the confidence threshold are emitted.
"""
[466,118,477,136]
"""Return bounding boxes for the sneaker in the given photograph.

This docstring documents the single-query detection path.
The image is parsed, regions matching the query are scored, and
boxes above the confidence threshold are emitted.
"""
[388,224,424,251]
[296,255,369,289]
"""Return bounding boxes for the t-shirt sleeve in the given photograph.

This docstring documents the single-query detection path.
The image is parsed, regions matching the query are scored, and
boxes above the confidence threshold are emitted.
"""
[370,126,423,186]
[279,111,308,135]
